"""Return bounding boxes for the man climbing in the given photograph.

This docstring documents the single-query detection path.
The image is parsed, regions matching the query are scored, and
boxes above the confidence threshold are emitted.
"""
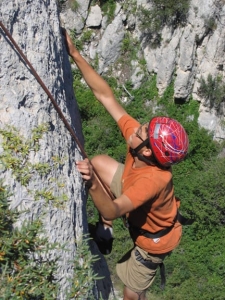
[63,30,189,300]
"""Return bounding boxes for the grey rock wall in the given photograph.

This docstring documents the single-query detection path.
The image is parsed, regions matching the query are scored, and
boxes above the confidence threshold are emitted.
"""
[60,0,90,34]
[0,0,114,299]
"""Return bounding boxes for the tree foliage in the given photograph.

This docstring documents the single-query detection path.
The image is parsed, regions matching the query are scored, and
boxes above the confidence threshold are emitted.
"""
[137,0,191,47]
[139,0,190,30]
[198,74,225,110]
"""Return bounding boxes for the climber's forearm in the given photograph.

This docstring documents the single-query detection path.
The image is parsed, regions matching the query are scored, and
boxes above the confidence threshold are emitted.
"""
[71,51,127,121]
[69,49,117,108]
[89,176,134,221]
[64,30,127,122]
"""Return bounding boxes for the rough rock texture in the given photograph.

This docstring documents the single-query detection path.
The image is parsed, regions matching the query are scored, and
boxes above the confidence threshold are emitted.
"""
[97,6,125,74]
[61,0,225,140]
[0,0,114,299]
[60,0,90,34]
[86,5,103,28]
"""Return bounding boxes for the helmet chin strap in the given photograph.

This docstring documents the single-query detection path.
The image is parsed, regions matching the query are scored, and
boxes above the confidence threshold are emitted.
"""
[129,139,152,164]
[130,139,170,169]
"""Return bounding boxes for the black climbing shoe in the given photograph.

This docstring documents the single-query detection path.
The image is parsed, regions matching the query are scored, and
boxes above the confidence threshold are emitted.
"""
[88,222,114,255]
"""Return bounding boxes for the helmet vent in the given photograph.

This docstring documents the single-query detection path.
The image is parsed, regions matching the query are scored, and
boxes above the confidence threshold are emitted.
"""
[165,151,170,156]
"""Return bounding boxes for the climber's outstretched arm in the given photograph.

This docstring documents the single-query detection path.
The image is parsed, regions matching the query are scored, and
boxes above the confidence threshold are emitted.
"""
[63,30,127,122]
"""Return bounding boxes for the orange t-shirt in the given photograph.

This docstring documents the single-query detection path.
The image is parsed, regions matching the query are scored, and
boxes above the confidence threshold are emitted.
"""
[118,114,182,254]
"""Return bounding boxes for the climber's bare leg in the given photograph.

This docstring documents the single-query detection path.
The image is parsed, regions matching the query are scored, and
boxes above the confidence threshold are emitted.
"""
[91,154,120,227]
[123,286,147,300]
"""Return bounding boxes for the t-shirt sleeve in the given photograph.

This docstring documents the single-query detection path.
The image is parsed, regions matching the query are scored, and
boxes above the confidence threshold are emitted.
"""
[123,177,159,209]
[117,114,140,141]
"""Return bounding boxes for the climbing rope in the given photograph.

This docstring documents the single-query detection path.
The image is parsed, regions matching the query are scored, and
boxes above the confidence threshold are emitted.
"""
[0,20,115,201]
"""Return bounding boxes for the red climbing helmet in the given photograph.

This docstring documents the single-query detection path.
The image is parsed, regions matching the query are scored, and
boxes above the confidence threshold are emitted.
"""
[148,117,189,167]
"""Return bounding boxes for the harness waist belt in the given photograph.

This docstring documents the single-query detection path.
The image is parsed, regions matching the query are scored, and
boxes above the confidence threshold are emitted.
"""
[130,210,194,239]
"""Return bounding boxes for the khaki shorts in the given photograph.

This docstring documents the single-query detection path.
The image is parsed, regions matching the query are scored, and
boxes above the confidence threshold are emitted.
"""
[110,163,124,198]
[111,165,170,293]
[116,246,169,293]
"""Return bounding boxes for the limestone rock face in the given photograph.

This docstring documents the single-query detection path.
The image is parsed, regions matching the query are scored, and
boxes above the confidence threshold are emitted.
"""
[97,7,125,74]
[86,5,103,28]
[0,0,113,298]
[60,0,90,34]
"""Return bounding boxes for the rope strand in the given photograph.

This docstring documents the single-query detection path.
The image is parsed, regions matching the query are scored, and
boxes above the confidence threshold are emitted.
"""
[0,20,115,201]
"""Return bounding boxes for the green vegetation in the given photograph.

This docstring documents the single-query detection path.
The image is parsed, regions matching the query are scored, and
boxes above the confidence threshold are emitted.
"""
[74,65,225,299]
[122,0,138,15]
[121,33,140,62]
[68,0,79,12]
[0,125,68,208]
[80,29,93,44]
[69,29,93,52]
[0,124,49,186]
[69,29,83,51]
[58,0,80,11]
[137,0,191,47]
[93,0,117,23]
[0,182,59,299]
[204,16,217,34]
[0,184,101,299]
[139,0,190,29]
[68,236,102,299]
[198,74,225,110]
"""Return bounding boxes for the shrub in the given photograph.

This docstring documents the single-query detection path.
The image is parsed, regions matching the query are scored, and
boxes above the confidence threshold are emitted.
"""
[0,182,59,299]
[198,74,225,110]
[138,0,191,47]
[67,236,102,300]
[68,0,79,12]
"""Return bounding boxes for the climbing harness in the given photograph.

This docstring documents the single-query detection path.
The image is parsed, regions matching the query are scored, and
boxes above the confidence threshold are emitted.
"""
[130,210,194,240]
[0,20,115,203]
[129,209,194,290]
